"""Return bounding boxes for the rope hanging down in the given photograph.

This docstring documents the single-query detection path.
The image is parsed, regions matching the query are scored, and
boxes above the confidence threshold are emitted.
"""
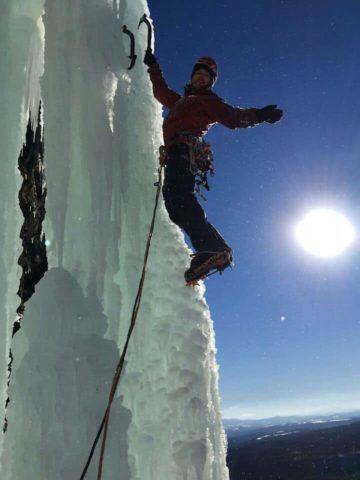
[79,166,163,480]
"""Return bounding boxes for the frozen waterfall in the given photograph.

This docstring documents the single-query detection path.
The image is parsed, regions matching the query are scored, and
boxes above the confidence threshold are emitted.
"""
[0,0,229,478]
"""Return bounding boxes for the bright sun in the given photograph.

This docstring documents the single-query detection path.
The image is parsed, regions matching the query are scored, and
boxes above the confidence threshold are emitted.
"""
[294,208,356,258]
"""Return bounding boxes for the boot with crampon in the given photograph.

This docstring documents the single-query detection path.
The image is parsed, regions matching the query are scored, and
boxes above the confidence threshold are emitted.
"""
[185,250,233,286]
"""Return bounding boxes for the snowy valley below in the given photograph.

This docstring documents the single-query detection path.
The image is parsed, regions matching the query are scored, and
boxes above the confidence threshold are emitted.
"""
[225,412,360,479]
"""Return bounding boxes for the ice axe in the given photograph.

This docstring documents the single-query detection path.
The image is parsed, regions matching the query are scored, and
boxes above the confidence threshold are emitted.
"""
[138,13,153,55]
[122,25,137,70]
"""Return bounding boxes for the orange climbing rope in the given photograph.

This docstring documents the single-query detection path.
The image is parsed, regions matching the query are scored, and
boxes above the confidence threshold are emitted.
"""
[79,166,163,480]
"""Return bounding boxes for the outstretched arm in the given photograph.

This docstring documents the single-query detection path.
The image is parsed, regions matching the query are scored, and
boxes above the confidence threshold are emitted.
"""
[209,96,282,129]
[144,52,181,109]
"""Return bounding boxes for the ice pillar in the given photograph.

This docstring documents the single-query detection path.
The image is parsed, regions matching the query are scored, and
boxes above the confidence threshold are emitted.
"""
[0,1,229,478]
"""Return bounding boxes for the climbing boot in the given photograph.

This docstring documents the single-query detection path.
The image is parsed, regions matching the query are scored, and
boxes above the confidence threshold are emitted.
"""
[185,250,233,285]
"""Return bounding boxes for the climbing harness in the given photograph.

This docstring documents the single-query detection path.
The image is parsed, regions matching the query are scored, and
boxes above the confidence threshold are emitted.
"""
[79,166,163,480]
[122,13,153,70]
[171,132,215,200]
[173,132,214,176]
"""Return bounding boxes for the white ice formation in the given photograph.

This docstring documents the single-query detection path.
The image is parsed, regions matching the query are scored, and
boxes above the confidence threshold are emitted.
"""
[0,1,229,478]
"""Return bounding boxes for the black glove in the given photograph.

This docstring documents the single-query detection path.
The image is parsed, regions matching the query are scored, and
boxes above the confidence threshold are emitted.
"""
[256,105,283,124]
[144,50,157,67]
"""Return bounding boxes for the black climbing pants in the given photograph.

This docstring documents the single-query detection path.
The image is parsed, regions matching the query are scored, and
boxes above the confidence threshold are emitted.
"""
[162,144,231,254]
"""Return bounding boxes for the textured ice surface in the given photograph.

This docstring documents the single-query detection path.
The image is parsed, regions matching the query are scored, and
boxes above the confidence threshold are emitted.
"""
[0,0,229,478]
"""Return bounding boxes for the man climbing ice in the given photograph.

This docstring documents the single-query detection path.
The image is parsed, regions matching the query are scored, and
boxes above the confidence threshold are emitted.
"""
[144,52,283,284]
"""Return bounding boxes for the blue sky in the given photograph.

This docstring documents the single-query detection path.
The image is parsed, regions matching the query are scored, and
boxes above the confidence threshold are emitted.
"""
[147,0,360,419]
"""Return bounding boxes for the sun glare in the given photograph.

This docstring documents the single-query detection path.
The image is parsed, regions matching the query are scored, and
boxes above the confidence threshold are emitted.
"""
[294,208,356,258]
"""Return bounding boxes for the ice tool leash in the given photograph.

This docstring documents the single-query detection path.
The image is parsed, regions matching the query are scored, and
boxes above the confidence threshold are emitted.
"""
[79,166,163,480]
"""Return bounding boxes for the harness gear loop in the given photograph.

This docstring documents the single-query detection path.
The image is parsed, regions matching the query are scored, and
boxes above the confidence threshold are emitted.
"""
[79,166,164,480]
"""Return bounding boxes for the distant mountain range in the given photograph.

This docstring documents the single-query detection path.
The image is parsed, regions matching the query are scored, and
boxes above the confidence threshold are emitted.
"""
[224,410,360,437]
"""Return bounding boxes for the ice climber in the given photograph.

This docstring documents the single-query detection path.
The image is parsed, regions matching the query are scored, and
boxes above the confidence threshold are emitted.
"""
[144,52,283,284]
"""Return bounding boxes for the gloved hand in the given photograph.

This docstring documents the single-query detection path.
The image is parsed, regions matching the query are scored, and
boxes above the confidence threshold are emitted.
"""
[144,50,157,67]
[256,105,283,124]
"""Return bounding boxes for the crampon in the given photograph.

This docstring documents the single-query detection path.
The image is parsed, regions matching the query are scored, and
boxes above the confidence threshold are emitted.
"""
[185,250,233,286]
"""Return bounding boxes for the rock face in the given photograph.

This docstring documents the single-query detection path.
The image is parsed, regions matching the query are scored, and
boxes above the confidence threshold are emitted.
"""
[16,104,48,325]
[3,105,48,435]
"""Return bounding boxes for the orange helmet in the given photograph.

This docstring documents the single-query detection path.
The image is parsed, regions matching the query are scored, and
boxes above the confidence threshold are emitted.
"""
[191,56,218,84]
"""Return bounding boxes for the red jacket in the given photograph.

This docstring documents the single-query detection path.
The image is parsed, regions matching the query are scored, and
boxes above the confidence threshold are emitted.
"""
[148,63,259,147]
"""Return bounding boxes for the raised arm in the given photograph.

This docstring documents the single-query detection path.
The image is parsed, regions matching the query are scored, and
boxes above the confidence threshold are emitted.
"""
[144,52,181,109]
